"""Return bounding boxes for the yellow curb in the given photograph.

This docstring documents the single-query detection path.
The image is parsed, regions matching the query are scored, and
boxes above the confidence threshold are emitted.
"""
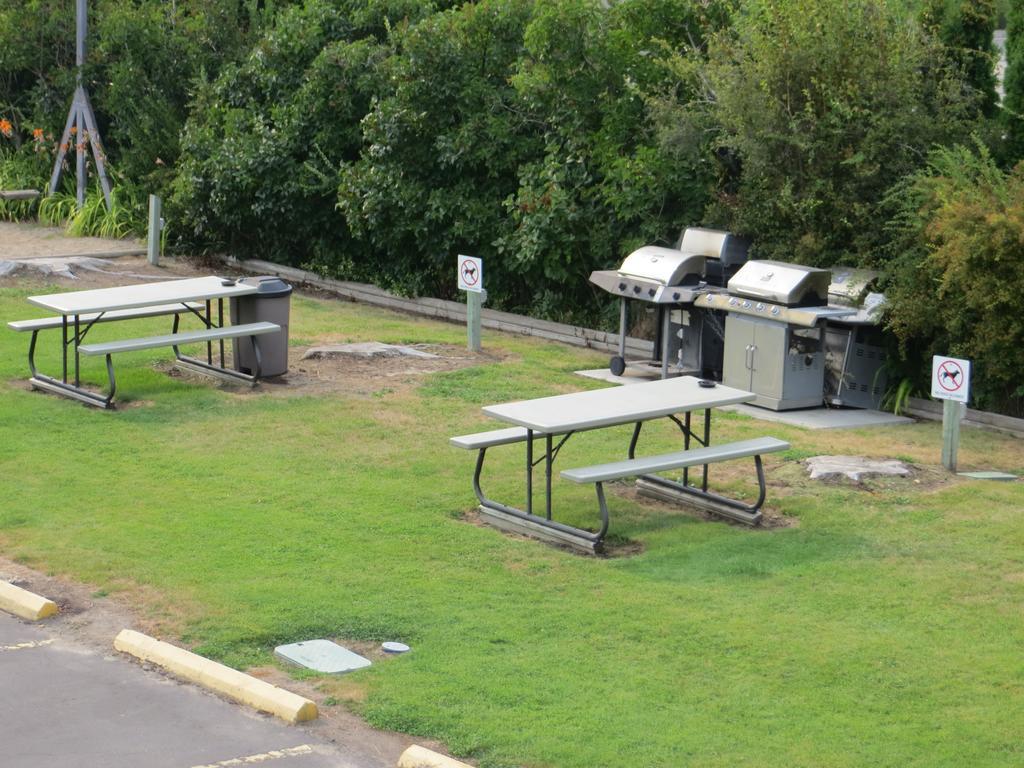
[397,745,474,768]
[113,629,318,724]
[0,580,59,621]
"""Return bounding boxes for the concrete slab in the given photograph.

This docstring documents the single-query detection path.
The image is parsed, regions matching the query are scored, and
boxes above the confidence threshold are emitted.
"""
[806,456,911,481]
[0,613,375,768]
[958,471,1018,481]
[275,639,372,674]
[575,369,913,430]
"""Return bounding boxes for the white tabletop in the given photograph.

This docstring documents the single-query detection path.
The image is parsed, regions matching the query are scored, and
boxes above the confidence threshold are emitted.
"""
[27,276,259,315]
[483,376,755,433]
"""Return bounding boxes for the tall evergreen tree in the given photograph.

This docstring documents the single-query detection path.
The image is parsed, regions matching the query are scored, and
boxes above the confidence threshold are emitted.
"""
[1004,0,1024,163]
[922,0,998,116]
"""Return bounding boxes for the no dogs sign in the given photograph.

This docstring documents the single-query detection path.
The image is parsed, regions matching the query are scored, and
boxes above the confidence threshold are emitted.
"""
[457,255,483,293]
[931,355,971,403]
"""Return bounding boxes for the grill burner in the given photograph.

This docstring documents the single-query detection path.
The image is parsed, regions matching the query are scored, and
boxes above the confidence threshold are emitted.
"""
[589,228,750,379]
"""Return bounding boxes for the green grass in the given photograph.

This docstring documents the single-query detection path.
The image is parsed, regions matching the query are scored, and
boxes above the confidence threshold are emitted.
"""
[2,280,1023,767]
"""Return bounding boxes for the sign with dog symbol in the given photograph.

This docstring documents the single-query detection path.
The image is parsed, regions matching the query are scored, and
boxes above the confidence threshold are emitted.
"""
[458,255,483,293]
[931,355,970,403]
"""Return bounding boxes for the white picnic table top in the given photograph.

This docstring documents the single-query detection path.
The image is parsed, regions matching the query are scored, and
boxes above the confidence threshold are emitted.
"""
[482,376,755,433]
[27,276,257,315]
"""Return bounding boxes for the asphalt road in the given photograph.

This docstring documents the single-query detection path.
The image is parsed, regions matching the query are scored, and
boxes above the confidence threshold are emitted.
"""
[0,612,376,768]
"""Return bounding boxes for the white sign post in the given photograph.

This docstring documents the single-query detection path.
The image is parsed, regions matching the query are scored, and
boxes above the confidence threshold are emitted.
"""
[457,255,484,352]
[931,355,971,472]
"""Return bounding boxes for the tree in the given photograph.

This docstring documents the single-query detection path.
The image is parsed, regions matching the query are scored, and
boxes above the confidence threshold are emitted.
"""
[920,0,998,117]
[1004,0,1024,163]
[702,0,981,267]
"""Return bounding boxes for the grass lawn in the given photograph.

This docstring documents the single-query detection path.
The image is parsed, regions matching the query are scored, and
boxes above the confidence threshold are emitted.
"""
[1,278,1023,768]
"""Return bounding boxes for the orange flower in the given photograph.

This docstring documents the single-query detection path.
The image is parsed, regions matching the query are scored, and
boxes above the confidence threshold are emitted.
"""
[70,125,77,135]
[0,119,12,138]
[32,128,44,141]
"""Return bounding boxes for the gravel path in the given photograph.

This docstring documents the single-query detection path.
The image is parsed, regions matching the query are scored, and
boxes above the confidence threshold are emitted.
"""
[0,221,145,260]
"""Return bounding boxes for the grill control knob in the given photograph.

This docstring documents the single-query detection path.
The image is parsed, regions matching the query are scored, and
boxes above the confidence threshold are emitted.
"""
[648,288,656,297]
[672,292,680,301]
[756,303,765,312]
[742,301,751,309]
[633,285,642,294]
[729,298,738,306]
[770,307,781,316]
[618,282,626,291]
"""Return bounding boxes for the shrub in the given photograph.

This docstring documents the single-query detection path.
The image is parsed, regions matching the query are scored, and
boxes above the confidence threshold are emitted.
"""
[702,0,981,267]
[884,143,1024,415]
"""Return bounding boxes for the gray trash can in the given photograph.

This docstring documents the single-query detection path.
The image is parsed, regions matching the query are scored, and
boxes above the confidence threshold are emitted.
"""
[230,276,292,377]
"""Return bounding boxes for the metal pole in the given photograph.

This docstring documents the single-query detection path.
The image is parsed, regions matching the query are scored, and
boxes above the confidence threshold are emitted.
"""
[941,399,962,472]
[147,195,162,265]
[467,291,482,352]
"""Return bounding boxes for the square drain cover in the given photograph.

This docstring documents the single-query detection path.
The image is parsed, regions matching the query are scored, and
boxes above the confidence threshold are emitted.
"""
[274,639,372,674]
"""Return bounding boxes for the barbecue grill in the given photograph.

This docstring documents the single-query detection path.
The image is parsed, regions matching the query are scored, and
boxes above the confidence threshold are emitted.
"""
[705,260,854,410]
[823,268,888,408]
[589,228,749,379]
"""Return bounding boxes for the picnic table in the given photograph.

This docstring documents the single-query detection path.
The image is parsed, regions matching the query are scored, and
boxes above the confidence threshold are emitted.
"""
[452,376,789,552]
[8,276,280,408]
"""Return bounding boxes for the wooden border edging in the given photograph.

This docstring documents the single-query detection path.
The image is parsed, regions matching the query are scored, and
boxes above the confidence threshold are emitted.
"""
[226,257,653,358]
[906,397,1024,439]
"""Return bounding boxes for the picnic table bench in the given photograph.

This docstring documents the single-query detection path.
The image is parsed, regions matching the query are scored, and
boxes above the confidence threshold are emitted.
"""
[9,276,278,408]
[451,377,789,552]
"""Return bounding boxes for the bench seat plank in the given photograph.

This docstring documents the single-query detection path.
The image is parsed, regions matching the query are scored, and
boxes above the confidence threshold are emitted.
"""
[79,321,279,356]
[8,302,205,332]
[561,437,790,484]
[450,427,535,450]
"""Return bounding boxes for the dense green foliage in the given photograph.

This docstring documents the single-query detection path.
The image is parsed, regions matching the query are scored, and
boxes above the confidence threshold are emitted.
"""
[3,0,1022,410]
[1004,0,1024,163]
[699,0,978,265]
[885,143,1024,414]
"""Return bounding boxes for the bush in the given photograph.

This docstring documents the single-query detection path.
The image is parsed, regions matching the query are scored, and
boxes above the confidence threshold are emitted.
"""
[884,143,1024,414]
[702,0,981,267]
[336,0,537,300]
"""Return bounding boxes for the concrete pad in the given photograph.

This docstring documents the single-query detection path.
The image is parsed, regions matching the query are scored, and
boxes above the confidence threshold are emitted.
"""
[303,342,438,360]
[721,403,913,430]
[115,629,318,723]
[576,368,657,386]
[806,456,911,481]
[275,639,372,674]
[958,471,1018,481]
[0,580,59,621]
[575,369,913,430]
[0,614,350,768]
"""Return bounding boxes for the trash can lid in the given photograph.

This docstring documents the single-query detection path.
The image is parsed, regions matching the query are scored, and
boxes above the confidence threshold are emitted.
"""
[239,275,293,298]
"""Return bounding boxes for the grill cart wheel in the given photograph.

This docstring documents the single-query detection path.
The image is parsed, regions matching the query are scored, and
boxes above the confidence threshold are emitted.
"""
[609,356,626,376]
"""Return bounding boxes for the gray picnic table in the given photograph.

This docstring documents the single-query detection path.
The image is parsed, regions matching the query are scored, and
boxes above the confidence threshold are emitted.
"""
[453,376,789,552]
[9,276,279,408]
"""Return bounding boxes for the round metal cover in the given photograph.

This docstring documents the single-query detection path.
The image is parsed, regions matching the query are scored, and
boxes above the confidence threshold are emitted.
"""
[381,641,410,654]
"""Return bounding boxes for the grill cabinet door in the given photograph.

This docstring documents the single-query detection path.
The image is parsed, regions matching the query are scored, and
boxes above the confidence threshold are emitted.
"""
[722,314,756,391]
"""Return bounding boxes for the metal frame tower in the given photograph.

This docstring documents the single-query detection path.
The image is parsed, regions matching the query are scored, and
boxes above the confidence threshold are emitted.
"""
[49,0,113,208]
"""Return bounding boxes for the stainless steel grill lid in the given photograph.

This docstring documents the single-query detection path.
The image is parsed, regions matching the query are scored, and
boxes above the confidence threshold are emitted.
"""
[828,267,879,307]
[617,246,705,286]
[677,228,750,269]
[727,260,831,306]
